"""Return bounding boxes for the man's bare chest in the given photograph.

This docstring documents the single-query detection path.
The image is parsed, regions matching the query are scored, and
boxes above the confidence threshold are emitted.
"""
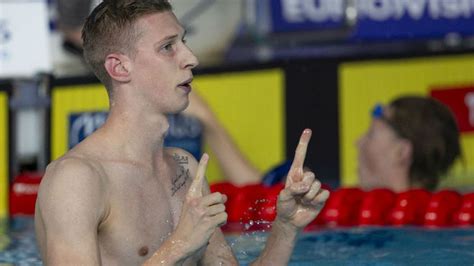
[97,167,188,263]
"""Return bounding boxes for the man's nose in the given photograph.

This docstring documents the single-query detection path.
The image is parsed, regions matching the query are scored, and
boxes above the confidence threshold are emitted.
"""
[180,45,199,69]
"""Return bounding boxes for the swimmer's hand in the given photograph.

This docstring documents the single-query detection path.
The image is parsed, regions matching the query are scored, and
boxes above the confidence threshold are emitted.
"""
[172,154,228,260]
[276,129,330,230]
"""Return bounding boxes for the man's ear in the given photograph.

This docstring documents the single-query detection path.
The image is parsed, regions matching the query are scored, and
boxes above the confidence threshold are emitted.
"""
[104,53,132,83]
[397,139,413,167]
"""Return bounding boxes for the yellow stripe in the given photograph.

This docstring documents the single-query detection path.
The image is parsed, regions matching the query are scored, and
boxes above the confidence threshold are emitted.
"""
[194,69,285,183]
[0,91,8,218]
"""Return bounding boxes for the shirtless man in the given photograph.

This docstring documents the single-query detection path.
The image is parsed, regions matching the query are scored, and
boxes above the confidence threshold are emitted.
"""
[34,0,330,265]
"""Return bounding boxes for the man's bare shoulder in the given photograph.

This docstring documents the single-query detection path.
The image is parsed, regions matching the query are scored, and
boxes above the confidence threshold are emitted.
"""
[39,154,108,210]
[43,154,104,185]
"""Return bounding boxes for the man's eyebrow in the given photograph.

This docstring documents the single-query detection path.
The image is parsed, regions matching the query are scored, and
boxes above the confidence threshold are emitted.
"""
[159,30,187,43]
[160,34,179,43]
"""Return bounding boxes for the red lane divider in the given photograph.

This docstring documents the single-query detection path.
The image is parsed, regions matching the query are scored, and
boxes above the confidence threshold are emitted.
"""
[9,174,472,230]
[424,190,462,227]
[320,187,364,226]
[453,192,474,226]
[257,183,285,222]
[210,183,471,231]
[358,188,396,226]
[389,189,431,226]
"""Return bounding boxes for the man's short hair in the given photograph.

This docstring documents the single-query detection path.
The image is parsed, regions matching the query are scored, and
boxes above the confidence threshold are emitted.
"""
[82,0,172,95]
[387,96,461,190]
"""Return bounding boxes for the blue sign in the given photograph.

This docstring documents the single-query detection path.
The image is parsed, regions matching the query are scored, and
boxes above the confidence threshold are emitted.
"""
[270,0,474,40]
[271,0,346,32]
[164,114,203,160]
[68,111,203,159]
[68,111,108,149]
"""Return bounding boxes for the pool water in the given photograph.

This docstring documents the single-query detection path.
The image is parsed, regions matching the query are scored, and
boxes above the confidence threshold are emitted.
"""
[230,228,474,265]
[2,217,474,265]
[0,217,41,265]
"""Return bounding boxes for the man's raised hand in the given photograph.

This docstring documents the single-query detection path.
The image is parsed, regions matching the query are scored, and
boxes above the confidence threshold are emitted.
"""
[172,153,228,258]
[276,129,330,229]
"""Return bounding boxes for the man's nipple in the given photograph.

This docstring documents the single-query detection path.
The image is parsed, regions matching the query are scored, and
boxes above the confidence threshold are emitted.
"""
[138,246,149,257]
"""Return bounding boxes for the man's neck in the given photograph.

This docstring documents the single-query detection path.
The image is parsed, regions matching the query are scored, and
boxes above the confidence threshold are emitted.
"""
[99,103,170,166]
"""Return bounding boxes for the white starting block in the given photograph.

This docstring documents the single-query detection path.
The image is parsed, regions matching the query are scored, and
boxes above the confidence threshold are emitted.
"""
[0,0,51,78]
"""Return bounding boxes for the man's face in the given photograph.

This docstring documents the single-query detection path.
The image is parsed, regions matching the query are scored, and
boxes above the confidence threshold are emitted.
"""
[356,107,403,190]
[129,11,199,114]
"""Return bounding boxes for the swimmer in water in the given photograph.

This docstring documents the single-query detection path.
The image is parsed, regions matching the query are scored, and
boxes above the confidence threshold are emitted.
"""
[357,96,461,192]
[34,0,330,264]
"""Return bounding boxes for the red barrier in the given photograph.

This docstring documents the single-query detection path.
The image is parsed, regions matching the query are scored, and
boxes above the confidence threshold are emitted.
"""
[320,188,364,226]
[358,188,396,226]
[388,189,431,226]
[207,182,474,230]
[8,172,472,228]
[211,183,267,231]
[211,182,249,223]
[257,183,284,222]
[424,190,462,227]
[9,172,43,216]
[453,192,474,226]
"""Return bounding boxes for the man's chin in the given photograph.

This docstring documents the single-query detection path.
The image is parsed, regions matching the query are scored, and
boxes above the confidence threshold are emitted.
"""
[166,100,189,115]
[179,99,190,113]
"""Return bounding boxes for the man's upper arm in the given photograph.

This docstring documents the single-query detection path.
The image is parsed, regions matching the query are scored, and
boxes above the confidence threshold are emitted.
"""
[36,158,107,265]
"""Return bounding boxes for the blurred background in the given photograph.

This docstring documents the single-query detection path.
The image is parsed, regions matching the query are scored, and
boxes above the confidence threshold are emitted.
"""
[1,0,474,218]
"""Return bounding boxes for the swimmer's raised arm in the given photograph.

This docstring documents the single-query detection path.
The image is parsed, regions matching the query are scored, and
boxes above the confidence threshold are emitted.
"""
[35,158,108,265]
[251,129,330,265]
[144,153,238,265]
[147,130,329,265]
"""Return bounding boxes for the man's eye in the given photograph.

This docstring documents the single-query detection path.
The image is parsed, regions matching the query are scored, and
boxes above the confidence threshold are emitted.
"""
[162,43,173,51]
[161,42,174,52]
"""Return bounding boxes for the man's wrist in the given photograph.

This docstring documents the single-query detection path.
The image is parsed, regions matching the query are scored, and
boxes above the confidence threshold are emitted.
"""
[272,218,300,238]
[167,234,193,261]
[145,235,190,265]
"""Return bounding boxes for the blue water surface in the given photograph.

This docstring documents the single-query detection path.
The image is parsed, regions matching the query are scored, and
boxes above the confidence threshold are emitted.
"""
[2,217,474,265]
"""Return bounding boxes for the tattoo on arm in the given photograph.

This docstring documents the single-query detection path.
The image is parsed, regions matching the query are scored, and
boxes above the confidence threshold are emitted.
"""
[171,154,191,196]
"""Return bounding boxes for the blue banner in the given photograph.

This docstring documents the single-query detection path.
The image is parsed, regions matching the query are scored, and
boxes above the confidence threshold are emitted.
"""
[68,111,108,149]
[271,0,346,32]
[164,114,203,159]
[270,0,474,40]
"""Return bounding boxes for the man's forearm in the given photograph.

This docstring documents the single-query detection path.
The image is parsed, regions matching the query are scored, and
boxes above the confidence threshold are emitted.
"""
[143,236,189,266]
[251,219,300,266]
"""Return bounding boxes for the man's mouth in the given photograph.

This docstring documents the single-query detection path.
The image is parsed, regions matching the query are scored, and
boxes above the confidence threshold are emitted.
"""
[177,77,193,91]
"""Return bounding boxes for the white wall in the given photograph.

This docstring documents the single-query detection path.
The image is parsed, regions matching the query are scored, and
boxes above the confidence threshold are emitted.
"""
[171,0,243,66]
